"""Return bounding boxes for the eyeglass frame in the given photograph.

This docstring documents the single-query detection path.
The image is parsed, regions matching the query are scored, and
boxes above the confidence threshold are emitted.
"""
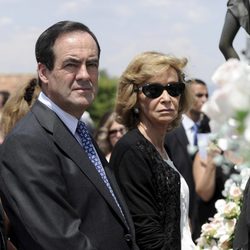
[134,82,185,99]
[108,127,126,137]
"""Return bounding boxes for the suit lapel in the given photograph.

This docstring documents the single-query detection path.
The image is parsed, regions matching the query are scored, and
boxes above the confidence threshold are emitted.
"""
[175,124,189,149]
[31,101,127,227]
[175,124,196,162]
[92,139,133,230]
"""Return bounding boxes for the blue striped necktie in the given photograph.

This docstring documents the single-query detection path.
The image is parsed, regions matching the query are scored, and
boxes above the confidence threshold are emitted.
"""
[192,123,199,146]
[76,121,124,216]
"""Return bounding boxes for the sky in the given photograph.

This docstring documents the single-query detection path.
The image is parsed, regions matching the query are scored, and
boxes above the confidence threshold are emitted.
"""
[0,0,249,94]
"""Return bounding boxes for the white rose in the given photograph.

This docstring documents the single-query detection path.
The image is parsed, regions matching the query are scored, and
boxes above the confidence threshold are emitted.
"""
[215,199,226,214]
[202,88,234,125]
[229,185,242,202]
[223,201,241,219]
[212,59,250,87]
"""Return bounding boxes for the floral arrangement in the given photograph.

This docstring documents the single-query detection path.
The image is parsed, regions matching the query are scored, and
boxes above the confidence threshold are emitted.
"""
[195,59,250,249]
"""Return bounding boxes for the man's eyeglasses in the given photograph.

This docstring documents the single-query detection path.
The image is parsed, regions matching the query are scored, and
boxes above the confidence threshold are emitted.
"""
[134,82,185,99]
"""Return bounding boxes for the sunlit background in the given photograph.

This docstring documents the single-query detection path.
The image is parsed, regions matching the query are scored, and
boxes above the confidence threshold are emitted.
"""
[0,0,249,94]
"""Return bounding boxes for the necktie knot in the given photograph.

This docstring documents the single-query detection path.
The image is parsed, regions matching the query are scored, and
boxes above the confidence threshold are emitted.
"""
[76,121,97,158]
[76,121,90,141]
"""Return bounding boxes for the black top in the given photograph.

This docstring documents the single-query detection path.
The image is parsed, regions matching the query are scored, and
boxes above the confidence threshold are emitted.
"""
[110,128,181,250]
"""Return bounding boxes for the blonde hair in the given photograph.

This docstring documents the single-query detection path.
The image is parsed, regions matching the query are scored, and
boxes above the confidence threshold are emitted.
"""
[95,112,118,156]
[115,51,192,131]
[0,78,41,137]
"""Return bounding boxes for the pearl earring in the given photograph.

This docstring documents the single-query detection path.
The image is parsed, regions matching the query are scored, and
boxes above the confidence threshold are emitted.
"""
[134,107,139,114]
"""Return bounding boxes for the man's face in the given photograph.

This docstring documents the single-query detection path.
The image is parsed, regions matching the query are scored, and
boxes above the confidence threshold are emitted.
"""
[190,83,208,113]
[38,31,99,118]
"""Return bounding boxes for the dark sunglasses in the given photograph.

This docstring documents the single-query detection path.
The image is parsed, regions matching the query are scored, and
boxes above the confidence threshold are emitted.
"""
[135,82,185,99]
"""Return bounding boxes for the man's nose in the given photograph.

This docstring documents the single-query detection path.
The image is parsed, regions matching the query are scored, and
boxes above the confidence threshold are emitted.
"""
[76,64,90,80]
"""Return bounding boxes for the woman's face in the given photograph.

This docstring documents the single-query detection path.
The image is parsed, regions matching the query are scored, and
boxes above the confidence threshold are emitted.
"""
[137,67,181,129]
[108,121,126,147]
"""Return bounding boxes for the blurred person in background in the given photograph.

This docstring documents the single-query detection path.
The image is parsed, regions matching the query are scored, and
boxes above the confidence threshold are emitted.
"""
[94,111,126,161]
[0,91,10,111]
[192,142,231,241]
[0,77,40,250]
[0,78,40,139]
[0,90,10,143]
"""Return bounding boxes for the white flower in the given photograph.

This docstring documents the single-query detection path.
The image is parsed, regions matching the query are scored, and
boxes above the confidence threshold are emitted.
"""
[228,185,242,202]
[202,88,234,126]
[223,201,241,219]
[196,59,250,250]
[215,199,226,214]
[212,59,250,88]
[218,234,232,250]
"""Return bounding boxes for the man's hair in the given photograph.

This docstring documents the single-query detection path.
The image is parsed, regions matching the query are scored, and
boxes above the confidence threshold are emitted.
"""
[186,78,207,86]
[35,20,101,71]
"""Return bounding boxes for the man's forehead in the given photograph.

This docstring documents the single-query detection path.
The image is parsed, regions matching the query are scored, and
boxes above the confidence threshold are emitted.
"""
[191,84,208,92]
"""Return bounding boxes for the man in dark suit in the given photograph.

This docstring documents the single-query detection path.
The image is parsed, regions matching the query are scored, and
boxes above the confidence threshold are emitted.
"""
[165,78,210,240]
[0,21,138,250]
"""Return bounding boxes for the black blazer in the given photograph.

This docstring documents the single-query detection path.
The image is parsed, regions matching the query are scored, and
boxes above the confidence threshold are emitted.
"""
[165,122,226,241]
[0,101,138,250]
[110,129,181,250]
[233,178,250,250]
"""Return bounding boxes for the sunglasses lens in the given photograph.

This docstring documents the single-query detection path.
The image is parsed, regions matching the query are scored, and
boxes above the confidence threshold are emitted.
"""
[167,84,183,97]
[141,83,184,99]
[142,84,163,98]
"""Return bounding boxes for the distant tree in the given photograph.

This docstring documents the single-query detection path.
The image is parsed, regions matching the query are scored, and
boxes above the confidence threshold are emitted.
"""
[87,69,118,126]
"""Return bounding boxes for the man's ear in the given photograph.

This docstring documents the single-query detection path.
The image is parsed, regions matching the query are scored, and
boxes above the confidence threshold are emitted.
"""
[37,63,49,84]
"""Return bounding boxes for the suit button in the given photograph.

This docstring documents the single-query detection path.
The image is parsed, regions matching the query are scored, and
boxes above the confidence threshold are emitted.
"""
[124,233,132,243]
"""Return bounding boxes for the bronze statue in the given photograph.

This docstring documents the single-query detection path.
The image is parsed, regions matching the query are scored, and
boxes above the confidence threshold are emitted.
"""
[219,0,250,60]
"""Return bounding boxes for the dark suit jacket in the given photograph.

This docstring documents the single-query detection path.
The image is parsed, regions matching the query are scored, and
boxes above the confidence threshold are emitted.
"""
[233,178,250,250]
[110,128,181,250]
[165,121,226,241]
[0,101,138,250]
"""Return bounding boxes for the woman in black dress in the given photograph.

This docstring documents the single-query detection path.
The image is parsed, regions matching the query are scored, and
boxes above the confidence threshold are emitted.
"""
[110,51,195,249]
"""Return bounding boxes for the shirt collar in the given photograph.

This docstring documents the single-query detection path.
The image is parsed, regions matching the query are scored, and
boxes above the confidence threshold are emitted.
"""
[38,92,79,135]
[182,114,196,131]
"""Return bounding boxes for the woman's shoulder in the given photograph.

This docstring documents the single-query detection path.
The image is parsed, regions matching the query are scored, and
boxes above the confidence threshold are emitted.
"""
[111,128,153,161]
[115,128,144,147]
